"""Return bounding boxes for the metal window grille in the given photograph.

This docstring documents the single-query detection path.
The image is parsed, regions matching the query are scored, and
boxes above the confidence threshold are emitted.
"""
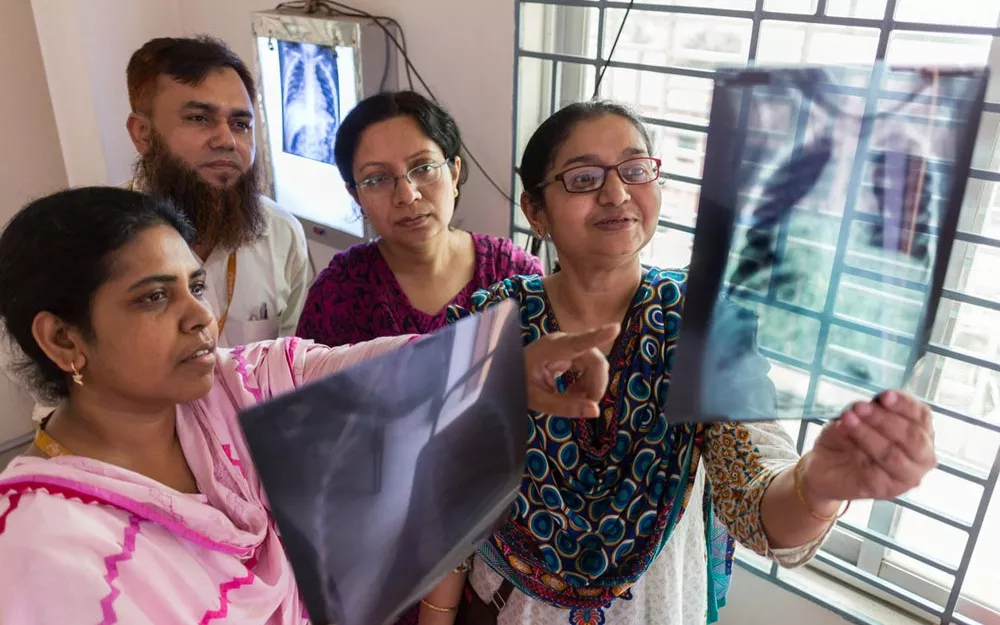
[511,2,1000,623]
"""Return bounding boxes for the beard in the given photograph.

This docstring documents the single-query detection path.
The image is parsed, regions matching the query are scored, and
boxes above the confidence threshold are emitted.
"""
[135,133,266,253]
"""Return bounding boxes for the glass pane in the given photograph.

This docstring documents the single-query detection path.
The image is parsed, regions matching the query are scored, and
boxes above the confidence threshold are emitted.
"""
[887,511,967,588]
[918,352,1000,433]
[598,68,714,124]
[931,300,1000,364]
[903,467,985,526]
[660,177,702,227]
[834,273,924,336]
[885,31,994,66]
[520,4,599,59]
[643,0,756,9]
[649,125,707,181]
[640,225,693,269]
[754,302,823,363]
[764,0,817,13]
[944,239,1000,303]
[894,0,1000,29]
[825,0,888,19]
[961,479,1000,613]
[515,58,596,161]
[757,21,880,65]
[823,325,910,388]
[602,11,752,71]
[814,376,873,418]
[769,361,812,421]
[970,112,1000,172]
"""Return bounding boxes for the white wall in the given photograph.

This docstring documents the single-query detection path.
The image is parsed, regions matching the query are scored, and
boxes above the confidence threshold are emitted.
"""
[31,0,184,187]
[0,0,68,459]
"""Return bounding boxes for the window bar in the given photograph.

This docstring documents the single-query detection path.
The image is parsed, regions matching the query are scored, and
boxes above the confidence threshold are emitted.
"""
[923,399,1000,435]
[837,519,960,576]
[941,446,1000,623]
[799,0,896,445]
[549,58,561,117]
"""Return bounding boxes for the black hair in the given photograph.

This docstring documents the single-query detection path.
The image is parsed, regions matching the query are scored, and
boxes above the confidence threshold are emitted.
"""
[127,36,256,113]
[333,90,469,206]
[518,100,653,206]
[0,187,194,403]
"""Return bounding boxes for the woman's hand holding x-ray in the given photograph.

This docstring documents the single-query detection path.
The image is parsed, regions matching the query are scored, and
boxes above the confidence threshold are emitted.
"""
[523,325,618,418]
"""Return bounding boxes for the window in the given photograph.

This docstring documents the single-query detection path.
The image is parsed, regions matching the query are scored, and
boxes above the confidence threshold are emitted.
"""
[513,2,1000,624]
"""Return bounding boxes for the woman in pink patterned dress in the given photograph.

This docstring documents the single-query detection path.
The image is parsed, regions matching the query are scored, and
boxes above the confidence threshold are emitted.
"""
[296,91,542,347]
[0,187,613,625]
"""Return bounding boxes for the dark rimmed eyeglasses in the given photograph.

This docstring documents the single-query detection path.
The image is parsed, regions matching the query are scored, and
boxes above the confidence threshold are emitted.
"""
[539,157,662,194]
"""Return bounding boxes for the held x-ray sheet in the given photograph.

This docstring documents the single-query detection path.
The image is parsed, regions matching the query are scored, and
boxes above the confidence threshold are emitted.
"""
[239,301,527,625]
[665,65,988,424]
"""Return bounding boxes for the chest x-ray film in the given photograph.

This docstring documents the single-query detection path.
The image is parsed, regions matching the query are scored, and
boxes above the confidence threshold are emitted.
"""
[239,301,527,625]
[665,65,988,424]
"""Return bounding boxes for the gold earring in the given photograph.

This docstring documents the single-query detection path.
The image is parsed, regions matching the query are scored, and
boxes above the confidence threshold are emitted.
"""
[453,188,459,198]
[70,363,83,386]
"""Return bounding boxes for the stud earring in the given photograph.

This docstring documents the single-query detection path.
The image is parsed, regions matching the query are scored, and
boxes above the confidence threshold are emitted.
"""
[70,363,83,386]
[453,188,459,198]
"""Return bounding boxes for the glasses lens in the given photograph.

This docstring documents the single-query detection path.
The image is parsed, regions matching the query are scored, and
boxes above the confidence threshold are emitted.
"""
[408,163,443,187]
[618,158,659,184]
[562,166,605,193]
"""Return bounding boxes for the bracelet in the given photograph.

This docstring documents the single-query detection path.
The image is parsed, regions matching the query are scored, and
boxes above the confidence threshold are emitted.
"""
[420,598,458,613]
[793,454,850,522]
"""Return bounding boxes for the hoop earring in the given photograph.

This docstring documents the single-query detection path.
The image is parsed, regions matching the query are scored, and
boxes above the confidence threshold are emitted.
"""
[70,363,84,387]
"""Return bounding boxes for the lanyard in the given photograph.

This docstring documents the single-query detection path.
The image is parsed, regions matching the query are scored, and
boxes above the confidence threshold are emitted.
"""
[217,252,238,335]
[34,425,71,458]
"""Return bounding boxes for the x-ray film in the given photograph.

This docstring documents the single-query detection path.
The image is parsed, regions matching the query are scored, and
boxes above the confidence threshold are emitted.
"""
[239,301,527,625]
[665,65,989,423]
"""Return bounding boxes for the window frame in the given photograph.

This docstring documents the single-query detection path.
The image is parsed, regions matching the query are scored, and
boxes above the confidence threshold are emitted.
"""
[511,1,1000,624]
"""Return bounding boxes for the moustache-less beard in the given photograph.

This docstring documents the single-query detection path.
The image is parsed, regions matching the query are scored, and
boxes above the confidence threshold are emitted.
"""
[135,135,265,254]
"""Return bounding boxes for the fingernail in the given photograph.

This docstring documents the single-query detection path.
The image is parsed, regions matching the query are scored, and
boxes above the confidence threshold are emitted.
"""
[881,390,898,407]
[842,411,859,428]
[854,402,873,417]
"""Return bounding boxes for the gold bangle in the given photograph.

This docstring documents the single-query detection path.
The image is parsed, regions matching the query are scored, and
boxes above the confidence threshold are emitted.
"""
[794,454,850,522]
[420,598,458,613]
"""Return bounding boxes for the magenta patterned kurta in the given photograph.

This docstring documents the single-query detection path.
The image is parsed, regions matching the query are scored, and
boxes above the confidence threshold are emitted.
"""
[296,234,543,346]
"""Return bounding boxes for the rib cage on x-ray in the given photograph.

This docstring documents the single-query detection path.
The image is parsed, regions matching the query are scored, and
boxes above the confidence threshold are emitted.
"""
[278,40,340,165]
[663,65,989,424]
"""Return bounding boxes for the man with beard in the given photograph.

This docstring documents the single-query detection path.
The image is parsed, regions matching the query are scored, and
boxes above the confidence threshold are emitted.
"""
[125,36,312,347]
[4,36,313,423]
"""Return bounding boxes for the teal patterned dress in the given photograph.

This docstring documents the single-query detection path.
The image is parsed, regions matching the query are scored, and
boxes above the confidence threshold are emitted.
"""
[448,267,791,622]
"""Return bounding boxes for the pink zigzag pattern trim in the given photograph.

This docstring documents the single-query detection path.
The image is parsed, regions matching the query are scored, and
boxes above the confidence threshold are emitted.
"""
[199,556,258,624]
[98,514,142,625]
[232,345,264,403]
[221,444,247,480]
[0,492,22,536]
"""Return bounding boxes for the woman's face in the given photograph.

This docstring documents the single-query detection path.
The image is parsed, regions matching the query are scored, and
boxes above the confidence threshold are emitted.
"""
[350,115,461,245]
[70,225,219,408]
[525,114,660,265]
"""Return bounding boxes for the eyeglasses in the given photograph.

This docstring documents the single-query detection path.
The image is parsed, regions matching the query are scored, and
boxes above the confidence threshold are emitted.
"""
[355,160,452,195]
[542,157,661,194]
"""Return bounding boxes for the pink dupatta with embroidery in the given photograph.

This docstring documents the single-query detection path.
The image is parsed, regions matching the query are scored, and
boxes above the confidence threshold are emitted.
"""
[0,336,412,625]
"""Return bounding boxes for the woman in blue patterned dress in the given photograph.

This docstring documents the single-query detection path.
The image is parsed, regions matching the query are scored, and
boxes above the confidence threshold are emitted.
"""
[426,101,937,625]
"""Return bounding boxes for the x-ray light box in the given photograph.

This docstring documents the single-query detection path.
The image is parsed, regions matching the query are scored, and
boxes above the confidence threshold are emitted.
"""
[251,10,400,247]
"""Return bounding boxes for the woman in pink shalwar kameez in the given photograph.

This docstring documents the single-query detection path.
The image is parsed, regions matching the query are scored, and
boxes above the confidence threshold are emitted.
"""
[0,187,614,625]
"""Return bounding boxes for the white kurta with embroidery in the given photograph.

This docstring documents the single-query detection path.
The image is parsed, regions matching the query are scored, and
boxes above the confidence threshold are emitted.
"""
[468,421,832,625]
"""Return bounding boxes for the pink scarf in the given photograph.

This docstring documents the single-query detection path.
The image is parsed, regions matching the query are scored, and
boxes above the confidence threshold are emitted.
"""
[0,336,412,625]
